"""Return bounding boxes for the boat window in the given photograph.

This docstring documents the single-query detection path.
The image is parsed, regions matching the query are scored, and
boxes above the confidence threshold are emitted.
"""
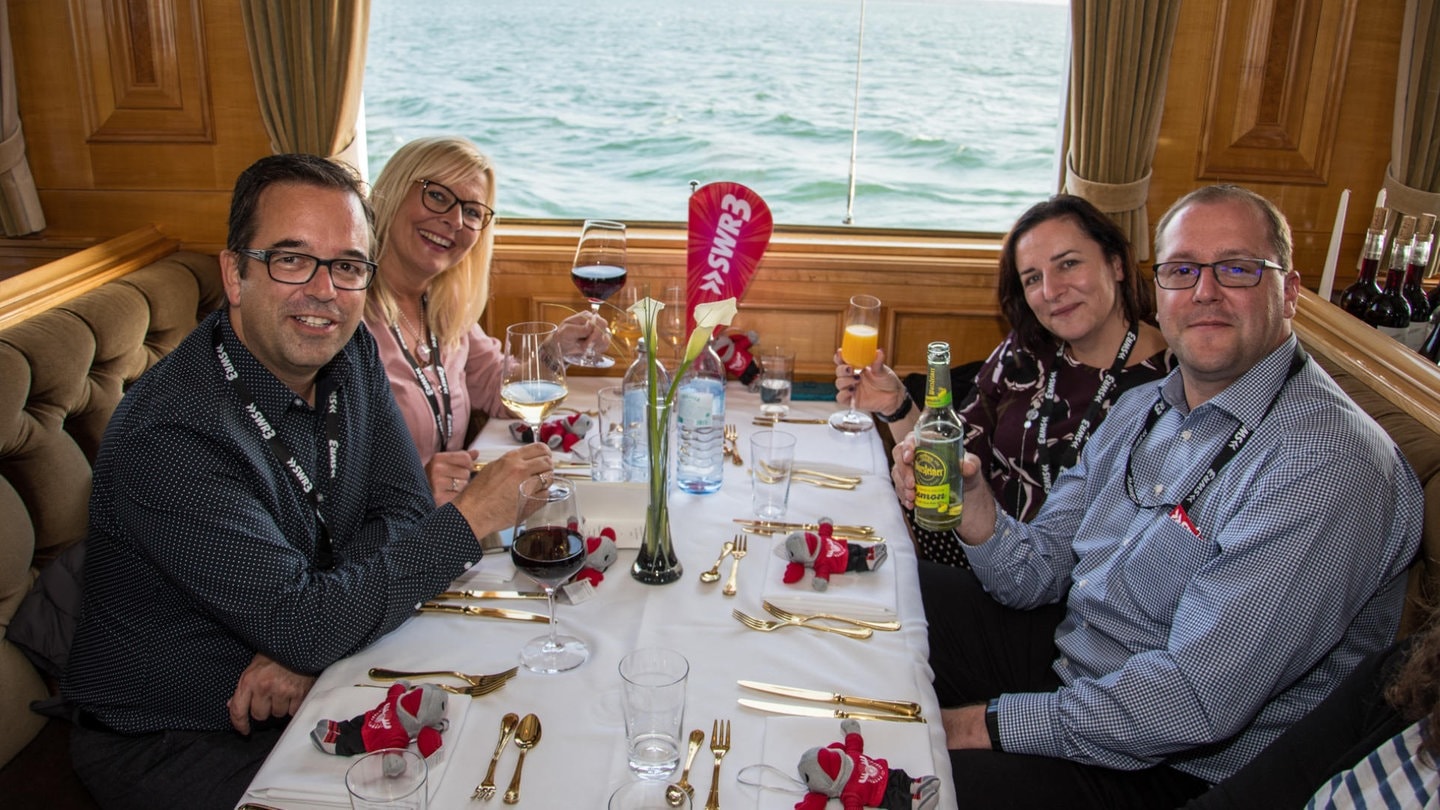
[362,0,1068,233]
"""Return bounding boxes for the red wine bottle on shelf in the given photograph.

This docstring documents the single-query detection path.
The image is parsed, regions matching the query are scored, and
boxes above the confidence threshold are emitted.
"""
[1339,205,1390,318]
[1402,213,1436,349]
[1363,214,1415,341]
[1421,314,1440,363]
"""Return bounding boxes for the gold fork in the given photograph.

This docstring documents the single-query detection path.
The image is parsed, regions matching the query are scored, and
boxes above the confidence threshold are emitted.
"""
[762,600,900,632]
[703,719,730,810]
[369,666,519,688]
[732,609,873,639]
[722,535,747,597]
[723,424,743,466]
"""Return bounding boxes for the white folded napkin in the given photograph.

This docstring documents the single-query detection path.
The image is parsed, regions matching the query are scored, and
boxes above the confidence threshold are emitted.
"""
[761,537,898,621]
[753,717,941,810]
[243,683,470,807]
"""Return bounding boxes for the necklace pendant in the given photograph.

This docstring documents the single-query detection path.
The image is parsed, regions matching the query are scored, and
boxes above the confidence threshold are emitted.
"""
[416,342,431,364]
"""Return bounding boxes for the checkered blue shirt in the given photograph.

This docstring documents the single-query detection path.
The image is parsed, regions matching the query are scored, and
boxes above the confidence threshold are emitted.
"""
[965,335,1425,784]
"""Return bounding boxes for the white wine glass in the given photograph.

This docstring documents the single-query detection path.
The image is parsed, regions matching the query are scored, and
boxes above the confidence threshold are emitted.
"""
[512,476,588,673]
[607,285,644,364]
[829,294,882,434]
[501,322,568,442]
[565,220,627,368]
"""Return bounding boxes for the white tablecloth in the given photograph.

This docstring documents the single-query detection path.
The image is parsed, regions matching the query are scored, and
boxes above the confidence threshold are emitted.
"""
[241,377,957,810]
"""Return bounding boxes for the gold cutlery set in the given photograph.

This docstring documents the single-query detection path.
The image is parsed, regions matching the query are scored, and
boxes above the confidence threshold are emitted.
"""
[731,600,899,639]
[733,518,884,544]
[737,680,926,723]
[699,535,749,596]
[472,711,542,803]
[755,459,860,490]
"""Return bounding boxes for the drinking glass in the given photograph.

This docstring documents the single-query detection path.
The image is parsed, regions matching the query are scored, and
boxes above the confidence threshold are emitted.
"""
[566,220,627,368]
[829,294,882,434]
[345,748,427,810]
[608,286,645,363]
[758,347,795,417]
[656,285,687,365]
[512,476,589,673]
[501,322,568,442]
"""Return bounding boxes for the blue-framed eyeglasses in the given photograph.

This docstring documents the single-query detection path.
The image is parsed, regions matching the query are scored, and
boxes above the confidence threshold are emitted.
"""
[1153,258,1284,289]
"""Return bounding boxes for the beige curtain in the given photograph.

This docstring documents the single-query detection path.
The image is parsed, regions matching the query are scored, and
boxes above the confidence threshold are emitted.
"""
[0,1,44,236]
[240,0,370,164]
[1062,0,1182,261]
[1383,0,1440,218]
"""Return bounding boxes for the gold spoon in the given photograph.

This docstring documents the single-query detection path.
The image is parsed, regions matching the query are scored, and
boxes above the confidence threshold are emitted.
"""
[502,713,541,804]
[665,728,706,806]
[473,711,519,800]
[698,541,734,583]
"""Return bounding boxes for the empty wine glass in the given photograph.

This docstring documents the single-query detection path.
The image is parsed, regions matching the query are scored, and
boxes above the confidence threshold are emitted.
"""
[829,294,882,434]
[656,285,687,365]
[501,322,568,442]
[565,220,627,368]
[512,476,589,673]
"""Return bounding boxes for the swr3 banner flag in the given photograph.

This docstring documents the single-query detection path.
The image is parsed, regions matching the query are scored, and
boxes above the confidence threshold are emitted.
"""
[685,182,772,333]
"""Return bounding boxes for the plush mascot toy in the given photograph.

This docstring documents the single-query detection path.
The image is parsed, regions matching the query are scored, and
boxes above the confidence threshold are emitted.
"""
[572,526,618,587]
[311,682,449,775]
[795,719,940,810]
[509,413,592,452]
[713,329,762,387]
[782,518,888,591]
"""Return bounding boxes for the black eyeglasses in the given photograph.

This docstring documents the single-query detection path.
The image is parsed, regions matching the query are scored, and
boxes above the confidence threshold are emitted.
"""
[418,179,494,231]
[1153,258,1284,289]
[236,248,377,291]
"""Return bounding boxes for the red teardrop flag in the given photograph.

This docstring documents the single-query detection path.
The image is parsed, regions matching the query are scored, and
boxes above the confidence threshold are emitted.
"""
[685,182,772,333]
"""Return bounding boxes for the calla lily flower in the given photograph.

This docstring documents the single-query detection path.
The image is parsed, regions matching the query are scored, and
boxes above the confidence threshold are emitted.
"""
[683,299,739,363]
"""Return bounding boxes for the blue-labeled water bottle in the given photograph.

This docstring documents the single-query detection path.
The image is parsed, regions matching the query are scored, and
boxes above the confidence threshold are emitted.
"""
[674,338,725,493]
[622,338,669,483]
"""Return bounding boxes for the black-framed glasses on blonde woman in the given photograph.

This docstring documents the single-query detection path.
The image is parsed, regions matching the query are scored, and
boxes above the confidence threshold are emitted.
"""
[418,179,494,231]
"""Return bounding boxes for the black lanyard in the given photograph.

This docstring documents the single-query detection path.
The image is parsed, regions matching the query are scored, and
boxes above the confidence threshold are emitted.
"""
[389,296,453,453]
[214,324,339,569]
[1124,344,1307,511]
[1033,325,1139,492]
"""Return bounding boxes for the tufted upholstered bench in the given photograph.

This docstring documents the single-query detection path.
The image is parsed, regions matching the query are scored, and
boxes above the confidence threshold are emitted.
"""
[0,234,222,803]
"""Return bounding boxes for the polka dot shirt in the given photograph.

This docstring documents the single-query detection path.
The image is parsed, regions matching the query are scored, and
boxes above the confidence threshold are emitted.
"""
[63,311,483,733]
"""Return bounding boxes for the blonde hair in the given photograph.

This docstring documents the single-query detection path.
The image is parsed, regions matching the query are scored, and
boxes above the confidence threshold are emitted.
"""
[367,136,496,348]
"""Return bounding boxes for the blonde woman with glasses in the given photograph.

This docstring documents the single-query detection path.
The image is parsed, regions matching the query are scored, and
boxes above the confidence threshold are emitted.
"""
[365,136,607,504]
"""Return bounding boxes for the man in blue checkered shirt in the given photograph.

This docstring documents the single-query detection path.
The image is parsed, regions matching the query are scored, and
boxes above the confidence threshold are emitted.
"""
[897,185,1424,808]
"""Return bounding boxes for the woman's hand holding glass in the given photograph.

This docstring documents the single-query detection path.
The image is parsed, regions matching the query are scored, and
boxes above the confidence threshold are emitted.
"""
[829,294,883,433]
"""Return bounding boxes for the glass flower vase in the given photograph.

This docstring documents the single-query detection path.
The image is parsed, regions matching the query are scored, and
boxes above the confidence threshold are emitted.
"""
[632,400,682,584]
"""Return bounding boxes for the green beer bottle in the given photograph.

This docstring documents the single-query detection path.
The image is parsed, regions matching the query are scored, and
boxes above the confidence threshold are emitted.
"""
[914,342,964,530]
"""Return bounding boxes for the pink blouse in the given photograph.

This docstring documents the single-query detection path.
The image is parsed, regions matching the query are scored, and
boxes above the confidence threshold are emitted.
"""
[365,316,509,469]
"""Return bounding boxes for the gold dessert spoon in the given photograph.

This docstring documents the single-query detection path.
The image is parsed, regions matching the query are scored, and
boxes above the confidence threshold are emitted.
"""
[698,540,734,583]
[502,713,541,804]
[665,728,706,806]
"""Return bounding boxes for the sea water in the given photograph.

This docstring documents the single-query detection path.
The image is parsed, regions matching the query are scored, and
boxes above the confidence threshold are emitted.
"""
[364,0,1068,232]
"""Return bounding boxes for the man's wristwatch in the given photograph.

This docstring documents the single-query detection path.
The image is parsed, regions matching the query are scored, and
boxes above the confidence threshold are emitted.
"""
[985,698,1003,751]
[873,392,913,424]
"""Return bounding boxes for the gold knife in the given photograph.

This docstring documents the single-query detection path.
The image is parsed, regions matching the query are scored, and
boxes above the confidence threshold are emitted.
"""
[734,519,876,535]
[738,698,926,723]
[435,589,547,600]
[738,680,922,717]
[750,417,831,425]
[418,602,551,623]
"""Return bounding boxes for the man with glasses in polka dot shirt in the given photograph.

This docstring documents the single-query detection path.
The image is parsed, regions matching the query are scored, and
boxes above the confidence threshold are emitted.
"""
[60,154,553,810]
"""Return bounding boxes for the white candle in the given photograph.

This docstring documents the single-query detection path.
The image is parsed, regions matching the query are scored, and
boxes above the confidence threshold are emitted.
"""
[1317,188,1350,303]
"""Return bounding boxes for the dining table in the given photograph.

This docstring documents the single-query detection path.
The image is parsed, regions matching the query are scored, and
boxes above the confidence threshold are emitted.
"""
[239,375,959,810]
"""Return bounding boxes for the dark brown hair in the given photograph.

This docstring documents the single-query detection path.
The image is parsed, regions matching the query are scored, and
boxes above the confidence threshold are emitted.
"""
[996,194,1155,356]
[1386,618,1440,761]
[225,153,374,262]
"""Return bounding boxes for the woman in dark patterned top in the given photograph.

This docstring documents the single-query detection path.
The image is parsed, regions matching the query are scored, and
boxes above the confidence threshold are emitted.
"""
[838,195,1173,565]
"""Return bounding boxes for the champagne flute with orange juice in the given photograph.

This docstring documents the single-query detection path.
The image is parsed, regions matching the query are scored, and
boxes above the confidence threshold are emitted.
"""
[829,294,882,434]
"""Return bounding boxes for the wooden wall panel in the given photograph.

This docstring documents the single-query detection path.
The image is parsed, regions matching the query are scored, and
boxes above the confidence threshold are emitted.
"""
[1197,0,1357,184]
[1152,0,1405,291]
[67,0,214,142]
